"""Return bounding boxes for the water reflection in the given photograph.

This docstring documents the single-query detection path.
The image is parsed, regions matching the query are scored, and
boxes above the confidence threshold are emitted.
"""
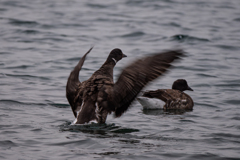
[60,121,139,135]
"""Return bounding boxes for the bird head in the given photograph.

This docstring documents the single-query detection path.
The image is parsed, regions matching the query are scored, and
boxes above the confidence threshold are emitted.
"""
[172,79,193,92]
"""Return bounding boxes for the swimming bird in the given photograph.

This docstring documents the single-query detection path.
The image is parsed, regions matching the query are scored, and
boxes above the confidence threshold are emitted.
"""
[137,79,194,110]
[66,47,184,124]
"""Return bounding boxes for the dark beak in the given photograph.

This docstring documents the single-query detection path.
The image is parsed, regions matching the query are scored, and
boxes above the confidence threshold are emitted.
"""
[187,86,194,91]
[122,53,127,58]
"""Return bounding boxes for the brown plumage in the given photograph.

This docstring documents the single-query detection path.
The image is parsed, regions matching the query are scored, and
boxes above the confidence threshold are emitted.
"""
[66,48,184,124]
[140,79,194,110]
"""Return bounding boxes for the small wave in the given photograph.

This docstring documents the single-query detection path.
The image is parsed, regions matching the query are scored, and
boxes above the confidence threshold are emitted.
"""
[0,8,7,12]
[15,29,40,35]
[185,153,221,160]
[0,99,29,105]
[222,79,240,84]
[0,99,46,106]
[5,73,50,80]
[224,99,240,105]
[86,3,108,8]
[196,73,218,78]
[214,83,240,88]
[65,57,82,62]
[33,37,71,43]
[2,1,29,8]
[213,44,240,51]
[167,22,182,27]
[44,100,70,108]
[179,119,196,123]
[178,66,210,72]
[210,132,240,139]
[97,151,120,156]
[61,23,87,28]
[121,31,145,38]
[60,122,139,134]
[47,103,69,108]
[233,18,240,22]
[111,128,139,133]
[231,116,240,120]
[0,140,18,150]
[5,64,34,69]
[0,52,14,55]
[170,34,210,43]
[8,18,39,27]
[195,102,218,108]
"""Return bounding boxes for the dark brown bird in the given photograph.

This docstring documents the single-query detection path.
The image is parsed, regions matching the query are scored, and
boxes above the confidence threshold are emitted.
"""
[66,47,184,124]
[137,79,194,110]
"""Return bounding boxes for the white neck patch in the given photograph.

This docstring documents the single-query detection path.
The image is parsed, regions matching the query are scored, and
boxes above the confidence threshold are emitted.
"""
[112,58,117,64]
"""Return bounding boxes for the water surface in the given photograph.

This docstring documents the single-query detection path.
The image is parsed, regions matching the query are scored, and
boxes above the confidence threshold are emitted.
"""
[1,0,240,159]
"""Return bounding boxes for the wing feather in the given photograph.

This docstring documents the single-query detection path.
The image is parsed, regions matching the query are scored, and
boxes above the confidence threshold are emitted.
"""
[66,47,93,117]
[143,89,176,102]
[113,50,184,117]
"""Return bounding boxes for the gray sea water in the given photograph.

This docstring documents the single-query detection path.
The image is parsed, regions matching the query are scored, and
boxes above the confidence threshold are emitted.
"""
[1,0,240,159]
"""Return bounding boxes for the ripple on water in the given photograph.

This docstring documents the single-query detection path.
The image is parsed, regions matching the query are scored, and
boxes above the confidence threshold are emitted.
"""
[185,153,225,160]
[0,52,14,55]
[59,122,139,135]
[5,73,50,81]
[5,64,34,69]
[45,100,69,108]
[170,34,210,43]
[213,44,240,51]
[0,140,18,150]
[121,31,145,38]
[0,99,46,107]
[224,99,240,105]
[8,18,39,27]
[15,29,41,35]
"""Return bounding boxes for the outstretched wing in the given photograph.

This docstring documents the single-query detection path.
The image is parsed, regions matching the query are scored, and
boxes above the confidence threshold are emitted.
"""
[143,89,176,102]
[112,50,184,117]
[66,47,93,117]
